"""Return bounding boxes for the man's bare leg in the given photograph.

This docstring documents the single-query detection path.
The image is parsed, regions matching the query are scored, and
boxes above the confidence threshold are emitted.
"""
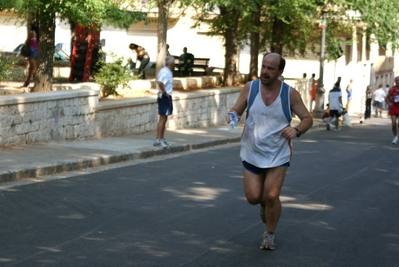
[391,115,398,137]
[243,169,265,205]
[263,166,287,234]
[156,115,167,140]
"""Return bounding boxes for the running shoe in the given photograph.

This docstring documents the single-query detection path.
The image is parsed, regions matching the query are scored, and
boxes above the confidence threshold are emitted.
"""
[333,127,341,132]
[392,136,398,145]
[153,139,169,148]
[326,123,330,131]
[161,139,170,147]
[260,232,276,250]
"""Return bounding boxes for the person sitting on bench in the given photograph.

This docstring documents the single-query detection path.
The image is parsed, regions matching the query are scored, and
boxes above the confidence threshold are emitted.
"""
[178,47,194,76]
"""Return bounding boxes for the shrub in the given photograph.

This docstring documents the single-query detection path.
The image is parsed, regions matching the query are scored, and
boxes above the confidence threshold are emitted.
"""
[93,52,138,97]
[0,53,16,82]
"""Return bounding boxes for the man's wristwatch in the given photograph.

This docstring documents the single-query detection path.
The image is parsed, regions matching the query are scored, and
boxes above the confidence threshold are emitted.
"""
[294,127,301,138]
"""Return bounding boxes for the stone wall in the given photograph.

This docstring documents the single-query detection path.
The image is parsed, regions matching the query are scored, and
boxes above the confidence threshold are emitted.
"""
[0,89,99,146]
[0,85,241,146]
[97,88,240,137]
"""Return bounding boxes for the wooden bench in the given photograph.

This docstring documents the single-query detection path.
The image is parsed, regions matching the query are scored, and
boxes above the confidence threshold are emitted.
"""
[172,55,210,77]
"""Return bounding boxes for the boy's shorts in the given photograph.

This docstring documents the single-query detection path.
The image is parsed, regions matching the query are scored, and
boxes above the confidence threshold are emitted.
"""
[329,110,341,118]
[373,101,382,109]
[157,95,173,116]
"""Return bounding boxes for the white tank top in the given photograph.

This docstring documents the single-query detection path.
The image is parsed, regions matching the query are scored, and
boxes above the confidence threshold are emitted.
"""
[240,80,292,168]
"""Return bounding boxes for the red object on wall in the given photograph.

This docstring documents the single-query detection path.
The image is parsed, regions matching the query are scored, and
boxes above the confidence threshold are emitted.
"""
[69,25,100,82]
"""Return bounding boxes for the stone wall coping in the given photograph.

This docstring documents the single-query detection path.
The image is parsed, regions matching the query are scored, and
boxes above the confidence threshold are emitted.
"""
[0,89,100,106]
[98,87,242,111]
[0,85,241,109]
[99,96,157,110]
[51,82,101,91]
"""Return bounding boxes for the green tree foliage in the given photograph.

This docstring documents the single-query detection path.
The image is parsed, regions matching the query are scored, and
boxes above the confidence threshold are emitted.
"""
[240,0,323,79]
[191,0,324,83]
[191,1,244,86]
[191,0,399,81]
[0,54,16,82]
[348,0,399,51]
[259,0,320,56]
[314,0,399,60]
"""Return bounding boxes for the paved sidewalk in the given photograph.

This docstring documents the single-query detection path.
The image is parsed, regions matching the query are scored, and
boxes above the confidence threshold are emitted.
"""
[2,115,363,184]
[0,125,245,183]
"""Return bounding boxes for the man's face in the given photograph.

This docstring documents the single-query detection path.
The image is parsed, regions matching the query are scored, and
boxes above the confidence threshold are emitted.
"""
[260,54,282,86]
[395,77,399,87]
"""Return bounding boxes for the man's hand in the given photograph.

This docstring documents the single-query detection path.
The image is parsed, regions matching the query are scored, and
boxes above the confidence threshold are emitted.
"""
[227,110,239,123]
[281,126,298,140]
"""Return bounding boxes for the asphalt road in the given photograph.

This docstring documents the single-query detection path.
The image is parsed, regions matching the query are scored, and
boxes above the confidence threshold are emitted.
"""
[1,120,398,267]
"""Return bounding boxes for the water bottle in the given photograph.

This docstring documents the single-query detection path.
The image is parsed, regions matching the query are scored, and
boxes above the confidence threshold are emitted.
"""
[228,112,240,129]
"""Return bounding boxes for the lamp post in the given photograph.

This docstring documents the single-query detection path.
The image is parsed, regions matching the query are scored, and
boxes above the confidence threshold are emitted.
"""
[313,8,327,119]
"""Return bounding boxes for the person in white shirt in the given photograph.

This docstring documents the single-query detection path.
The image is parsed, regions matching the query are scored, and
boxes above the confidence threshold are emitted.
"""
[373,84,386,118]
[153,56,175,148]
[327,79,343,131]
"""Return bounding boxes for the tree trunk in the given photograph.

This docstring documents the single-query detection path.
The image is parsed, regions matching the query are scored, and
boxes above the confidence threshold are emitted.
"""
[156,0,171,77]
[249,8,261,81]
[32,10,55,92]
[220,6,240,87]
[270,17,284,54]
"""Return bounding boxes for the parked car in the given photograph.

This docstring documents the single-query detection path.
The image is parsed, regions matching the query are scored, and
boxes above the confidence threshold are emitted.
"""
[54,47,70,61]
[12,44,70,61]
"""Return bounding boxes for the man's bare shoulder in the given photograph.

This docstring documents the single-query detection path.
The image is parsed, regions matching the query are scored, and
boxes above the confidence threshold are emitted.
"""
[288,86,304,100]
[288,85,299,93]
[244,80,254,87]
[241,81,253,93]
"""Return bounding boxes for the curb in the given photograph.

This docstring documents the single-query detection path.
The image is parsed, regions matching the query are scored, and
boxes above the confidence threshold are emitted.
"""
[0,137,241,184]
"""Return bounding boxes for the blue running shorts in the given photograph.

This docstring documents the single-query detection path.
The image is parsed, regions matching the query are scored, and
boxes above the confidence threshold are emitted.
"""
[242,161,290,175]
